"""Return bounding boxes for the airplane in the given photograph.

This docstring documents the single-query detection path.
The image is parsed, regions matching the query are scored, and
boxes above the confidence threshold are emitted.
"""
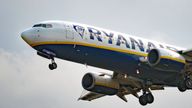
[21,20,192,106]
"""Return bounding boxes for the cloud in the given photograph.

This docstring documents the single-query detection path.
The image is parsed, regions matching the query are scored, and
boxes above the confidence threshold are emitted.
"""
[0,49,81,108]
[0,48,115,108]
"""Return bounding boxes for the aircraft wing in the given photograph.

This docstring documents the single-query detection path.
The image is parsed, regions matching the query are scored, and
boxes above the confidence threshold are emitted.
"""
[180,49,192,61]
[78,88,136,102]
[79,72,164,102]
[78,90,105,101]
[78,85,164,102]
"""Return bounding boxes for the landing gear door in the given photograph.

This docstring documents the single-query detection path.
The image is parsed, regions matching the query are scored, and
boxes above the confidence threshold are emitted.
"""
[65,24,74,40]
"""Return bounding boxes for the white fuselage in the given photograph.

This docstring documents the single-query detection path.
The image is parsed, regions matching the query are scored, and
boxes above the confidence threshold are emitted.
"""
[21,21,186,83]
[21,21,185,57]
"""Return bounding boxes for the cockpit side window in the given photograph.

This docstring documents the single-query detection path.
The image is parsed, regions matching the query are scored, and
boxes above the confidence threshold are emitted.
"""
[33,24,53,28]
[33,24,42,27]
[45,24,52,28]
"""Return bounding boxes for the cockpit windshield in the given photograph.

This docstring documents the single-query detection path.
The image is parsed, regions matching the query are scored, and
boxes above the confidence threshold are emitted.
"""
[33,24,53,28]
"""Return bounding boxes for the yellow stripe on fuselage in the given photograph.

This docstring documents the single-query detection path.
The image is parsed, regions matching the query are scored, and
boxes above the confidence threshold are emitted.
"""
[31,41,186,64]
[161,56,185,64]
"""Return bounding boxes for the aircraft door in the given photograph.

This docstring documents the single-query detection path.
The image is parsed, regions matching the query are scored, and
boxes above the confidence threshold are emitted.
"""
[65,25,74,40]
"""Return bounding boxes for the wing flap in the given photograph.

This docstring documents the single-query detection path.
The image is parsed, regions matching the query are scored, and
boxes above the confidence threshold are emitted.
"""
[150,85,164,90]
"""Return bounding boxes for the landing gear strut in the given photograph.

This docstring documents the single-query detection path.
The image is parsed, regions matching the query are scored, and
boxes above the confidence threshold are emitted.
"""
[138,82,154,106]
[48,58,57,70]
[37,50,57,70]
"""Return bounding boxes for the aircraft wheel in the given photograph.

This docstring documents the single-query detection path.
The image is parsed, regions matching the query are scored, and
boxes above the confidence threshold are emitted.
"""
[139,95,148,106]
[49,63,57,70]
[52,62,57,69]
[178,81,187,92]
[146,93,154,104]
[185,79,192,89]
[49,64,54,70]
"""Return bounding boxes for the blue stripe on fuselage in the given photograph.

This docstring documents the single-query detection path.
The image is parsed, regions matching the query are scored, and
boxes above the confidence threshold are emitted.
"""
[33,44,184,86]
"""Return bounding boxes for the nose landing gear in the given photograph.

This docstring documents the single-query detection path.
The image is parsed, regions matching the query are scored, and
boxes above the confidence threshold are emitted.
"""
[49,58,57,70]
[37,50,57,70]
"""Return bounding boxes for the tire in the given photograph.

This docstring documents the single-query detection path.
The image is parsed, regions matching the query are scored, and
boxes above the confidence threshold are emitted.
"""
[185,79,192,89]
[146,93,154,104]
[178,81,187,92]
[49,64,54,70]
[139,95,147,106]
[52,63,57,69]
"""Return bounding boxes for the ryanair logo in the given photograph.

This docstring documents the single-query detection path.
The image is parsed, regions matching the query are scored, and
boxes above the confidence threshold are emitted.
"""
[73,24,179,53]
[73,25,85,38]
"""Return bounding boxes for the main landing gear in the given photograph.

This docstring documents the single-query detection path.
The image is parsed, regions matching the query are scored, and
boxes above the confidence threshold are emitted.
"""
[178,77,192,92]
[49,58,57,70]
[139,90,154,106]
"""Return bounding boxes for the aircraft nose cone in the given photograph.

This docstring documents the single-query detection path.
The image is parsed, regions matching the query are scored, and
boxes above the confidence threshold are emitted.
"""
[21,31,27,40]
[21,30,32,45]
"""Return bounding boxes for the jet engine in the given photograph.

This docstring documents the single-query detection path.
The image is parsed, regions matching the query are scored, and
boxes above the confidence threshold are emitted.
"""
[147,48,186,72]
[82,73,119,95]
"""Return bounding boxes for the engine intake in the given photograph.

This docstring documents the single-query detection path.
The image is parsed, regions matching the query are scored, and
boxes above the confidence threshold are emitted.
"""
[148,49,161,66]
[82,73,119,95]
[147,48,186,72]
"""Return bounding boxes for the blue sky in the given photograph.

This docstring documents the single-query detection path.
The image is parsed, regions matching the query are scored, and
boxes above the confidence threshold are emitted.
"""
[0,0,192,108]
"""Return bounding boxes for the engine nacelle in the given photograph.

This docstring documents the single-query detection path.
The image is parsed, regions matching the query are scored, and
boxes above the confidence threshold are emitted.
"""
[82,73,119,95]
[147,48,186,72]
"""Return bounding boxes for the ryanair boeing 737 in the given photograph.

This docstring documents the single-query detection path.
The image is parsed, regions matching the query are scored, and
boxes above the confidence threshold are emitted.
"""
[21,20,192,106]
